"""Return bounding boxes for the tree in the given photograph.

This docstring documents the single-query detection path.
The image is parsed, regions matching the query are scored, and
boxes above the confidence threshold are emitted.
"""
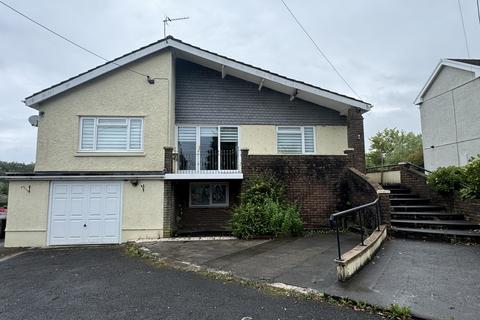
[366,128,423,168]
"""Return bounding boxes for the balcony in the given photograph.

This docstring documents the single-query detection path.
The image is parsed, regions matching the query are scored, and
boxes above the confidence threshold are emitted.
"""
[166,149,243,180]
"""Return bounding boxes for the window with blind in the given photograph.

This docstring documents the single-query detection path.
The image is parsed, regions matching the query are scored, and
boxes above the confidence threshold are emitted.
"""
[79,117,143,152]
[277,126,315,154]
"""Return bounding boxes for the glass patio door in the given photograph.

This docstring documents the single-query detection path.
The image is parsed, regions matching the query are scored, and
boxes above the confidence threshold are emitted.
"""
[178,126,239,172]
[200,127,218,171]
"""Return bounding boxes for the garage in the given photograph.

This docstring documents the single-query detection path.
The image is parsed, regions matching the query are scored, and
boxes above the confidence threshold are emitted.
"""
[48,181,122,245]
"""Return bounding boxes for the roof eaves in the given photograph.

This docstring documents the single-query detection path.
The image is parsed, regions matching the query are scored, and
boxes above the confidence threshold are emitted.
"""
[24,35,372,110]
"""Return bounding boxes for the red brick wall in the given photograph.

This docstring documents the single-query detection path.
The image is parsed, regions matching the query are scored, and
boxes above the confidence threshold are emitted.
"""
[345,168,391,225]
[347,108,366,173]
[241,151,349,228]
[453,195,480,224]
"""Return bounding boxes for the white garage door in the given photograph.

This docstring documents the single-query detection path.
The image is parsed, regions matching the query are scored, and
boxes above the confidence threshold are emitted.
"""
[48,182,122,245]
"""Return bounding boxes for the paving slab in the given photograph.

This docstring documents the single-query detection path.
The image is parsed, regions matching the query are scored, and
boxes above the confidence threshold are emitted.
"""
[144,234,480,320]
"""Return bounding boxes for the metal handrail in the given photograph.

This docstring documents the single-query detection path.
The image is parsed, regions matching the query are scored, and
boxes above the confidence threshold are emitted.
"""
[401,162,432,174]
[329,197,380,261]
[366,162,432,174]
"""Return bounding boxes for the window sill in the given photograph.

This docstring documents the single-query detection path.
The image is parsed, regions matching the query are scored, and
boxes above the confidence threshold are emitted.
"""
[75,152,145,157]
[189,205,229,209]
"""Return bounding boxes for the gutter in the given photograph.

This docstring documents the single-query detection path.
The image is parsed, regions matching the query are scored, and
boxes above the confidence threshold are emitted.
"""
[1,174,165,181]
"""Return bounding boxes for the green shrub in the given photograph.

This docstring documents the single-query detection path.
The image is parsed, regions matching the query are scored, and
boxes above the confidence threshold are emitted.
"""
[460,156,480,199]
[231,174,304,239]
[427,166,465,193]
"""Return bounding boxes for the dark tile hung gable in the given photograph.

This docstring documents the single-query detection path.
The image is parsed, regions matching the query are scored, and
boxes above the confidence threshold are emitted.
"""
[175,59,347,126]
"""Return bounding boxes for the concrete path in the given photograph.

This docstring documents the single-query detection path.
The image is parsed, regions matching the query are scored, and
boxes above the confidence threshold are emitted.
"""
[0,246,380,320]
[143,235,480,320]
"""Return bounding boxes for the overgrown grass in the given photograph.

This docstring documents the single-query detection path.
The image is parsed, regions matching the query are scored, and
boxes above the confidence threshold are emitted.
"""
[124,242,414,319]
[389,304,412,319]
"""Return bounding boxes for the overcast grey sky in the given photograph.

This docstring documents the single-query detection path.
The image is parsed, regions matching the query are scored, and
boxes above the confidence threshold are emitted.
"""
[1,0,480,163]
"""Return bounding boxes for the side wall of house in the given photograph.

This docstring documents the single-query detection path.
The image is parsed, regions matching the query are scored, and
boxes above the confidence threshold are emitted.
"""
[420,67,480,170]
[34,49,174,172]
[4,181,50,247]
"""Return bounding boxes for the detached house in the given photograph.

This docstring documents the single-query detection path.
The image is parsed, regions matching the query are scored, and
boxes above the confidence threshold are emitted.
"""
[415,59,480,171]
[4,36,372,247]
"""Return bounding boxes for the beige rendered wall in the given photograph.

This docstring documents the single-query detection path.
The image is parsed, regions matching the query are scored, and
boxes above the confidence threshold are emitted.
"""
[5,179,165,247]
[35,49,174,172]
[121,180,164,241]
[4,181,50,247]
[240,125,347,155]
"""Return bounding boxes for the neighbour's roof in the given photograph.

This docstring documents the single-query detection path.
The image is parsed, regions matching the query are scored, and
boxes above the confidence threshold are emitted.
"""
[414,58,480,105]
[449,59,480,66]
[24,36,372,114]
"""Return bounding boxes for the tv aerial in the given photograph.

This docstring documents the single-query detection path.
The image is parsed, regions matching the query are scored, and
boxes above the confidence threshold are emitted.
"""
[163,16,189,37]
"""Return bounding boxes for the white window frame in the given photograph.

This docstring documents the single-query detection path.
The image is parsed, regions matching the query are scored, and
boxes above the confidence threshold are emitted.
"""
[175,125,241,171]
[276,126,316,155]
[79,116,144,152]
[189,182,229,208]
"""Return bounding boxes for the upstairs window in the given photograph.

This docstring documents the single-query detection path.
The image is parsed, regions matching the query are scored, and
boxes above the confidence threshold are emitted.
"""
[277,126,315,154]
[80,117,143,152]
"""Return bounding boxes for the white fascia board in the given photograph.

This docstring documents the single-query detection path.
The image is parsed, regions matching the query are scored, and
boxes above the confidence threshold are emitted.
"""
[24,41,171,108]
[25,38,371,112]
[2,175,165,181]
[165,173,244,180]
[414,59,480,105]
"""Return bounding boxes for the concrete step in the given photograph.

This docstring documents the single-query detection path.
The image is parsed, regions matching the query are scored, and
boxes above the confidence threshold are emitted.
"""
[391,211,465,220]
[391,226,480,239]
[391,219,479,230]
[390,198,431,205]
[389,193,418,198]
[384,188,411,194]
[391,205,444,212]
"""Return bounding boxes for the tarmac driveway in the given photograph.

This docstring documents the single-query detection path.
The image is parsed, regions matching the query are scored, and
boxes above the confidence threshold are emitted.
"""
[0,246,379,320]
[143,234,480,320]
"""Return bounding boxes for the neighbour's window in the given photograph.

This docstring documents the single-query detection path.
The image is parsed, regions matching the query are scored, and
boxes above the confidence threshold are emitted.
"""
[277,126,315,154]
[189,182,229,207]
[79,117,143,152]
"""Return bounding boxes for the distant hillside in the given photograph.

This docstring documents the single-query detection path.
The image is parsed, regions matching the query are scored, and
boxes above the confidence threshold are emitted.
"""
[0,161,35,207]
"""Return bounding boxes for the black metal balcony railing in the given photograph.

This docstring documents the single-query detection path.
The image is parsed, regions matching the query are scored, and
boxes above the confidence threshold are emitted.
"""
[174,149,240,173]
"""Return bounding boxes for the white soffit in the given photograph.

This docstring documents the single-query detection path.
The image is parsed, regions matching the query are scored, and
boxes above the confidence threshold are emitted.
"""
[25,37,372,114]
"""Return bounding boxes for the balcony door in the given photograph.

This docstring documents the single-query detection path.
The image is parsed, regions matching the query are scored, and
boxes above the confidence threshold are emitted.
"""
[177,126,239,172]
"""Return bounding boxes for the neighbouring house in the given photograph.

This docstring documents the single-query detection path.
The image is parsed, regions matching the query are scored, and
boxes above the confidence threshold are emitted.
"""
[415,59,480,171]
[3,36,374,247]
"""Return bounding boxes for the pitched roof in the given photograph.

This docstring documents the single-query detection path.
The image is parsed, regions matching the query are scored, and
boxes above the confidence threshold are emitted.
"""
[449,59,480,66]
[414,58,480,105]
[24,36,372,114]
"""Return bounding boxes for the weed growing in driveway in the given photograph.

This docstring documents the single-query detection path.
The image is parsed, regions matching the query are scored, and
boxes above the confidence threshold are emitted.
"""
[389,304,411,319]
[124,242,414,320]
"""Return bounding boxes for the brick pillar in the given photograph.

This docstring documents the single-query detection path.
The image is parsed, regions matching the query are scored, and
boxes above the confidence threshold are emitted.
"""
[344,149,355,168]
[162,180,176,237]
[377,189,391,226]
[240,149,249,173]
[164,147,173,173]
[347,108,366,173]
